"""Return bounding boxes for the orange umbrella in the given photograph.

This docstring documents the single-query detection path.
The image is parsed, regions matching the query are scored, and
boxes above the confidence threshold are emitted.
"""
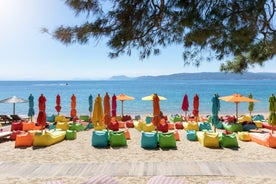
[104,92,111,125]
[55,94,61,115]
[37,94,46,129]
[70,94,77,118]
[116,93,135,117]
[153,94,161,127]
[219,93,259,118]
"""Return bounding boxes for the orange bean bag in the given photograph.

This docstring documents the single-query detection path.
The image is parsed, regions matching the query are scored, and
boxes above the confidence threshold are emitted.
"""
[249,133,276,148]
[15,132,34,147]
[22,122,35,131]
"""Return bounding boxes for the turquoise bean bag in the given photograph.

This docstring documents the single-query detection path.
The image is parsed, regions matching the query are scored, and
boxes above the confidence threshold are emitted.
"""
[46,114,55,122]
[158,132,176,149]
[92,130,109,147]
[109,131,127,147]
[198,122,212,131]
[223,122,243,132]
[219,133,238,148]
[186,130,197,141]
[242,124,257,131]
[141,132,158,149]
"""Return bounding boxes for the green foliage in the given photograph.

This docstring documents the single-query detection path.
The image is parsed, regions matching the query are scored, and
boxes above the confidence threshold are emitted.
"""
[47,0,276,73]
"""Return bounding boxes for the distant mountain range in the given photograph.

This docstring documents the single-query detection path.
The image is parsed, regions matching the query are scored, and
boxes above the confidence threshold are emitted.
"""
[109,72,276,80]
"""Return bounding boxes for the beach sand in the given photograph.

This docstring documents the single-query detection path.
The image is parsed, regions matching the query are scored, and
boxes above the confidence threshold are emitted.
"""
[0,115,276,184]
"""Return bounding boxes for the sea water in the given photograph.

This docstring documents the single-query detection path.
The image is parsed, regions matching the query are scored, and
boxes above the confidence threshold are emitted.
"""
[0,80,274,117]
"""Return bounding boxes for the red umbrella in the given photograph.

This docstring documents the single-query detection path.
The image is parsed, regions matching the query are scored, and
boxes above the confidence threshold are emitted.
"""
[182,94,189,120]
[104,92,111,126]
[55,94,61,115]
[111,94,117,117]
[153,94,161,128]
[70,94,77,118]
[37,94,46,129]
[193,94,199,122]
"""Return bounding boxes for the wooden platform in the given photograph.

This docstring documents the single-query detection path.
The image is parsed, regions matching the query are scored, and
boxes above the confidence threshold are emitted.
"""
[0,161,275,178]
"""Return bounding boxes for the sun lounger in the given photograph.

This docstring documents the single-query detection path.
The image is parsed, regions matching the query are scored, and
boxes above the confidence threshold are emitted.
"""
[0,115,13,124]
[10,114,27,122]
[147,175,185,184]
[0,131,12,138]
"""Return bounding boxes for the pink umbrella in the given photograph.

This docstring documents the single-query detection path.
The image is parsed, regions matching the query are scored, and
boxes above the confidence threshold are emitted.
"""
[111,94,117,117]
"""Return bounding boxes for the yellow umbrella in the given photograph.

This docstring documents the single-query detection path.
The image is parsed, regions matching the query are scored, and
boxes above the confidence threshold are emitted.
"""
[116,94,135,117]
[219,93,259,118]
[142,94,167,101]
[92,94,103,126]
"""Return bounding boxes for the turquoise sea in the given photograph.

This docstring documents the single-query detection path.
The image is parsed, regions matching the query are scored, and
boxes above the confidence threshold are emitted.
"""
[0,80,274,117]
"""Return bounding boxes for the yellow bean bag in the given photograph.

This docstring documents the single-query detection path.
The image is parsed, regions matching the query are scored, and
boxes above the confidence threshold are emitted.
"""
[56,122,69,131]
[238,131,251,141]
[33,130,66,147]
[253,121,263,128]
[183,122,199,131]
[197,131,219,148]
[143,123,155,132]
[134,121,145,131]
[55,115,69,123]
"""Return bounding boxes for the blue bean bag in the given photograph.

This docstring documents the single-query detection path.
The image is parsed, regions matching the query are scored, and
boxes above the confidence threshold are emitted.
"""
[141,132,158,149]
[109,131,127,147]
[242,123,257,131]
[219,133,238,148]
[92,130,109,147]
[252,114,265,121]
[158,132,176,149]
[186,130,197,141]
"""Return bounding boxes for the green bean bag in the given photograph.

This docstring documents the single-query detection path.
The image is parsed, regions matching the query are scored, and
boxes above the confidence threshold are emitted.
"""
[223,122,243,132]
[158,132,176,149]
[65,130,77,140]
[79,115,90,122]
[219,133,238,148]
[69,122,84,131]
[109,131,127,147]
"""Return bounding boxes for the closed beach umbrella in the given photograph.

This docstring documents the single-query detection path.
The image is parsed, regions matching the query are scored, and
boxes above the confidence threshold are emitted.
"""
[248,93,254,116]
[111,94,117,117]
[89,94,93,117]
[104,92,111,126]
[211,93,220,132]
[193,94,199,122]
[0,96,28,115]
[55,94,61,115]
[70,94,77,118]
[219,93,259,118]
[182,94,189,120]
[116,93,135,117]
[28,94,35,122]
[92,94,103,125]
[153,94,161,128]
[37,94,46,129]
[268,94,276,133]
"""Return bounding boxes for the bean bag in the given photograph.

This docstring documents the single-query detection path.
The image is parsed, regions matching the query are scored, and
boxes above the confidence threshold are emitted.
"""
[109,131,127,147]
[10,130,25,141]
[134,115,141,120]
[262,122,276,130]
[55,115,69,123]
[143,123,155,132]
[145,116,153,124]
[250,133,276,148]
[197,131,219,148]
[174,130,180,141]
[121,115,131,121]
[219,133,238,148]
[157,123,168,132]
[46,114,55,122]
[183,122,199,131]
[238,131,251,141]
[22,122,35,131]
[94,123,106,131]
[252,114,265,121]
[238,115,252,123]
[15,132,34,147]
[198,122,212,131]
[125,121,134,128]
[92,130,109,147]
[124,129,131,140]
[168,123,175,130]
[33,130,66,147]
[253,121,263,128]
[141,132,158,149]
[134,121,145,131]
[65,130,77,140]
[79,115,90,122]
[170,115,183,123]
[56,122,69,131]
[69,122,84,131]
[222,122,243,132]
[11,121,23,131]
[186,130,197,141]
[118,121,125,128]
[158,132,176,149]
[242,123,257,131]
[108,121,119,131]
[175,122,184,129]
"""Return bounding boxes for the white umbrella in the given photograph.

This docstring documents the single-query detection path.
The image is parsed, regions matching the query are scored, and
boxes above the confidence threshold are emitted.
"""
[0,96,28,115]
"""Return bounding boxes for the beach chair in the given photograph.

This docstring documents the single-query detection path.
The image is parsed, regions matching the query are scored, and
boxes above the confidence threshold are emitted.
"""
[0,115,13,124]
[10,114,25,122]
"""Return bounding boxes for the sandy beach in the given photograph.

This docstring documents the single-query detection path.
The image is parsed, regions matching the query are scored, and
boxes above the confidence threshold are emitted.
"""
[0,114,276,184]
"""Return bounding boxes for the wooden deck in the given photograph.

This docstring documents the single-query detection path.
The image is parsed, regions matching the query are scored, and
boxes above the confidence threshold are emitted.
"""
[0,161,275,178]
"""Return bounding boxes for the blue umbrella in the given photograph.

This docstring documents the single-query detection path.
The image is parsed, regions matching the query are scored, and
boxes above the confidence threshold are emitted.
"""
[28,94,35,122]
[211,93,220,132]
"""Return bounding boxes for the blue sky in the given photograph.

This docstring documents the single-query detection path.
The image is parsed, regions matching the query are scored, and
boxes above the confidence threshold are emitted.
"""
[0,0,275,80]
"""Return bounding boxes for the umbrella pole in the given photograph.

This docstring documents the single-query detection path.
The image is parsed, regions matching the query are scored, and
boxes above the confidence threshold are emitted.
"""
[121,100,124,117]
[13,103,15,115]
[235,103,238,120]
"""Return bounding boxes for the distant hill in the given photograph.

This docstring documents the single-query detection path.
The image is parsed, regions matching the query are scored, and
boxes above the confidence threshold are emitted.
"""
[109,72,276,80]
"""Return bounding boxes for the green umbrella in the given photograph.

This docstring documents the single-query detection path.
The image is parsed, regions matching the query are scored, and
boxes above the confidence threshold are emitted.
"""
[268,94,276,133]
[248,93,254,116]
